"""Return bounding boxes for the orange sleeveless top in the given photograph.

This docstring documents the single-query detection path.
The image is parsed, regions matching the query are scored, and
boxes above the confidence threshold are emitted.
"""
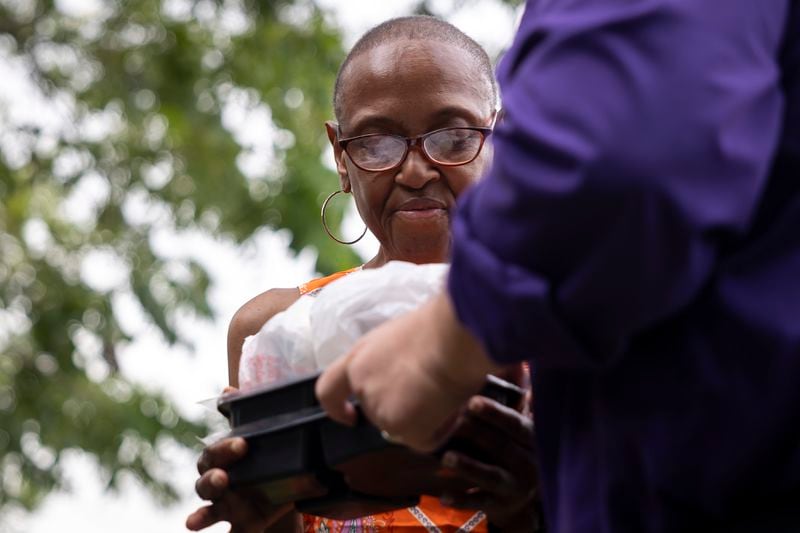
[303,496,486,532]
[298,266,362,295]
[298,269,489,532]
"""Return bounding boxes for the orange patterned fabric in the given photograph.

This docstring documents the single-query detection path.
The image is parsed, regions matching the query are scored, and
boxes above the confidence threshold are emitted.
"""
[302,496,487,532]
[297,269,489,532]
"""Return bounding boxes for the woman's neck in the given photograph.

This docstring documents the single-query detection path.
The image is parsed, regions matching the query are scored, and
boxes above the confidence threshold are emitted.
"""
[363,246,449,269]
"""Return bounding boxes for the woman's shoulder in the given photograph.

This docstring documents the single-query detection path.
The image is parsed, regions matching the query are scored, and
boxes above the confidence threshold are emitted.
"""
[229,287,302,341]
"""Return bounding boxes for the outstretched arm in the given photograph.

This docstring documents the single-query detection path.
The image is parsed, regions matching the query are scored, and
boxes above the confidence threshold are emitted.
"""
[449,1,786,369]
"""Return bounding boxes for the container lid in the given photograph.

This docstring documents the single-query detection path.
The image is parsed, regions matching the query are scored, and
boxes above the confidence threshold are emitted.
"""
[227,405,327,439]
[217,371,321,418]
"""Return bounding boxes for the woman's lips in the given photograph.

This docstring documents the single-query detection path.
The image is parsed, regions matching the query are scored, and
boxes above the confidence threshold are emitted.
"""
[394,198,448,219]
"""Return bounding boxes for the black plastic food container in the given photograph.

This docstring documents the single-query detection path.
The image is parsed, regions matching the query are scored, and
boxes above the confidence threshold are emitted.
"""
[217,372,525,517]
[217,374,330,505]
[217,373,416,513]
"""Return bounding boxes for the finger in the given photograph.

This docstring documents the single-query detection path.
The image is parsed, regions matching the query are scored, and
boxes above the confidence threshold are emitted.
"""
[466,396,535,448]
[199,493,262,533]
[521,388,533,417]
[442,451,516,497]
[450,414,535,476]
[316,353,357,426]
[440,451,539,526]
[197,437,248,474]
[186,503,226,531]
[223,386,238,394]
[195,468,230,501]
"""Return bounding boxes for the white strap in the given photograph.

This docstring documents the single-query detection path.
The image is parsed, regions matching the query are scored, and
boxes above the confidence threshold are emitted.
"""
[408,507,486,533]
[408,506,443,533]
[457,511,486,532]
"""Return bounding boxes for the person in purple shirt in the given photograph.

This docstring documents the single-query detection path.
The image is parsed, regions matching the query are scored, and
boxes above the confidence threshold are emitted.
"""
[318,1,800,531]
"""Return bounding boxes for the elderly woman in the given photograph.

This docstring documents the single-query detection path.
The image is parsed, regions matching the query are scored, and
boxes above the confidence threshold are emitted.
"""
[187,16,539,533]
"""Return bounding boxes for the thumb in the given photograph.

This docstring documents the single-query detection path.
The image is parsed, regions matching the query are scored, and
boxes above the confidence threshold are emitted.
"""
[316,354,358,426]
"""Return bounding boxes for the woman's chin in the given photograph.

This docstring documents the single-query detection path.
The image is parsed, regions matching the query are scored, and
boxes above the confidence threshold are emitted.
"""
[385,209,450,264]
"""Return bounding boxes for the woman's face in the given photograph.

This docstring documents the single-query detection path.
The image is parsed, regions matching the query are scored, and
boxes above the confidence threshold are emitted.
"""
[327,39,494,265]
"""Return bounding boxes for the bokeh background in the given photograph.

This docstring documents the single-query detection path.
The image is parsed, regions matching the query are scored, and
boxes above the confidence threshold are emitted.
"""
[0,1,521,531]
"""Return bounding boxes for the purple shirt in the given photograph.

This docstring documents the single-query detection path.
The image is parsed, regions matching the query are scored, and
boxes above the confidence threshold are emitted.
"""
[449,1,800,531]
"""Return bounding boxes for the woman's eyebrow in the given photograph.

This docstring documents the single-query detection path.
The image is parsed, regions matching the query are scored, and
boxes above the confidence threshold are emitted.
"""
[343,106,484,137]
[345,115,403,136]
[429,106,481,123]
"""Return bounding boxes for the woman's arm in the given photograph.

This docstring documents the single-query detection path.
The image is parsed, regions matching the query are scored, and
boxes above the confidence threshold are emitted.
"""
[227,288,300,386]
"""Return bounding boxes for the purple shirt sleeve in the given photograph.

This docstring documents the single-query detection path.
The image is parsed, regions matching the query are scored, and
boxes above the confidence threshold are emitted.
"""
[449,0,788,368]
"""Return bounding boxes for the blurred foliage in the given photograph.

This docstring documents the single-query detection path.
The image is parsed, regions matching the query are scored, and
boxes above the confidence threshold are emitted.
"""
[0,0,520,521]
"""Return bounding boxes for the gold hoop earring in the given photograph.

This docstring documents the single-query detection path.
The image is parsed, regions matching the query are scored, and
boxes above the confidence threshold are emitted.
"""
[321,189,368,245]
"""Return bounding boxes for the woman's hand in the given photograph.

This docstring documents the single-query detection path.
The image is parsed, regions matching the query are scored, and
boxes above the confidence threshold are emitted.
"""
[439,396,543,532]
[186,436,296,532]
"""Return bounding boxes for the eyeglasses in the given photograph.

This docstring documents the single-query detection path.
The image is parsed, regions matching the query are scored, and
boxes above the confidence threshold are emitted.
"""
[338,126,493,172]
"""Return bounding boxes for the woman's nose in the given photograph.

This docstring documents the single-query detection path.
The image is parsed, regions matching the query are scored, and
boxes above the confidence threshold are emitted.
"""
[394,146,439,189]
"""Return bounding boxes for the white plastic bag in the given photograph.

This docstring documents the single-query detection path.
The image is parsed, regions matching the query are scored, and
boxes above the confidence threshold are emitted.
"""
[238,294,316,390]
[310,261,449,369]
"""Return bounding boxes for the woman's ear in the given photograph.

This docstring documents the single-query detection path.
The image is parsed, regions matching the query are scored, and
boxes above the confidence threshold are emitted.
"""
[325,121,350,192]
